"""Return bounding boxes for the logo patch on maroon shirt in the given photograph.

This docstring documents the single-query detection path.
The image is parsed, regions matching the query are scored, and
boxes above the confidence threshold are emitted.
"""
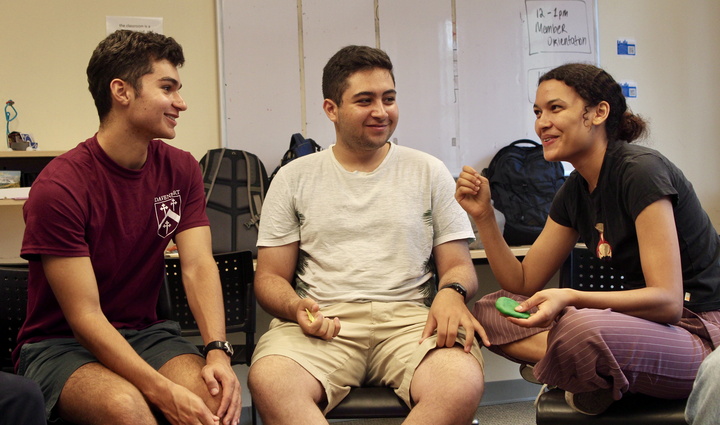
[155,191,182,237]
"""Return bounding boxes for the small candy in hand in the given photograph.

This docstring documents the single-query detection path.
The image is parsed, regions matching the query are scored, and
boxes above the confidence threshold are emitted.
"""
[305,308,315,323]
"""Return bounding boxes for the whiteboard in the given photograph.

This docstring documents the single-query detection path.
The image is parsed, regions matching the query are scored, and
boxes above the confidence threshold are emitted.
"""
[218,0,597,175]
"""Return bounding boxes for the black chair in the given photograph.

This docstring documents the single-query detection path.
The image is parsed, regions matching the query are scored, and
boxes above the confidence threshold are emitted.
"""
[0,266,78,425]
[535,246,687,424]
[559,247,627,291]
[326,387,410,420]
[0,266,29,373]
[161,250,257,423]
[161,250,256,366]
[536,388,688,424]
[327,387,479,423]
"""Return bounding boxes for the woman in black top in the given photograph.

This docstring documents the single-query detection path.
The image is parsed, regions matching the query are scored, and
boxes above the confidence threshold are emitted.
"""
[456,63,720,415]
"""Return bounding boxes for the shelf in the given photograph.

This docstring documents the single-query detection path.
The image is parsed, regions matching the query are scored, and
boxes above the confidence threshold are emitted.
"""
[0,150,65,158]
[1,152,63,261]
[0,257,26,266]
[0,150,64,188]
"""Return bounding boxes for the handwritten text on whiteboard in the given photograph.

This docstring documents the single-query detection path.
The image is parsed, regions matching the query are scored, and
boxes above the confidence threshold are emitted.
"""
[526,0,591,55]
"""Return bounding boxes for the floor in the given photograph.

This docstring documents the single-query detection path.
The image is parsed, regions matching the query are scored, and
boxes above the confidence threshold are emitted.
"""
[240,400,536,425]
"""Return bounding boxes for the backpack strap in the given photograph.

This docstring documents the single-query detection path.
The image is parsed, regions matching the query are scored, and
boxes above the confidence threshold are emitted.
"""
[202,148,226,205]
[289,133,322,159]
[242,151,265,229]
[269,133,322,185]
[509,139,541,148]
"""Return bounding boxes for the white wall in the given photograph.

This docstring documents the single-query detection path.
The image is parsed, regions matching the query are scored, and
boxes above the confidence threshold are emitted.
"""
[0,0,220,162]
[219,0,600,178]
[3,0,716,225]
[597,0,720,227]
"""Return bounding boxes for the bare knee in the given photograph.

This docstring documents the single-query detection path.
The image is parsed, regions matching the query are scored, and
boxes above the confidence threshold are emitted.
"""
[248,356,300,396]
[249,356,329,425]
[248,356,324,406]
[412,347,484,405]
[101,389,158,423]
[499,331,549,364]
[159,354,221,412]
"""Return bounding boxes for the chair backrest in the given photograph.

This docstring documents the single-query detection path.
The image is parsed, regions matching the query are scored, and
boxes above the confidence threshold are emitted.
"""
[161,251,256,365]
[0,266,29,372]
[560,247,627,291]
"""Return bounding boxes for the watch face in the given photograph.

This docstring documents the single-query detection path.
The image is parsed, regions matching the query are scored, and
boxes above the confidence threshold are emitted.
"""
[206,341,234,357]
[222,341,234,356]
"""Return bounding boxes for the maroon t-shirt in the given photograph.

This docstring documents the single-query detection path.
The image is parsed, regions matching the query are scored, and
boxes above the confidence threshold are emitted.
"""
[14,135,209,366]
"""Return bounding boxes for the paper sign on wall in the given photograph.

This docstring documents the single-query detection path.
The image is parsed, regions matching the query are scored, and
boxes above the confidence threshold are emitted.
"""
[526,0,593,55]
[522,0,598,104]
[106,16,163,35]
[620,81,638,98]
[617,39,637,56]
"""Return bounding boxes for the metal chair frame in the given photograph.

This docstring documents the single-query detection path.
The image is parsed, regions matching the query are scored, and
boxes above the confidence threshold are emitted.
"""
[161,250,257,423]
[161,250,256,365]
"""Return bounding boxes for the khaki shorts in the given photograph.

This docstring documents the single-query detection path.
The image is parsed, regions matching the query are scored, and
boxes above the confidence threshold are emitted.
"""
[251,301,484,413]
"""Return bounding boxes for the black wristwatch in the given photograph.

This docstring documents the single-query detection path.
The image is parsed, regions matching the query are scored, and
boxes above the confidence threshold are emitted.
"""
[440,282,468,302]
[203,340,234,357]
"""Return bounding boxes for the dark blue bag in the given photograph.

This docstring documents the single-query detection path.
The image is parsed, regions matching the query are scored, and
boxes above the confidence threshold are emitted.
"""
[269,133,322,184]
[482,139,565,246]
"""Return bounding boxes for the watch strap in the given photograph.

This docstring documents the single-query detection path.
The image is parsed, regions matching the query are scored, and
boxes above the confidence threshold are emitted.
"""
[203,340,233,357]
[440,282,468,301]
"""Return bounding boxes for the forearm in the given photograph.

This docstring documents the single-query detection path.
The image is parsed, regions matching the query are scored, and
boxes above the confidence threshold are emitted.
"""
[182,261,227,345]
[428,240,491,349]
[472,213,526,293]
[254,273,303,321]
[566,286,683,323]
[434,240,480,299]
[174,226,232,344]
[458,167,530,292]
[438,262,479,300]
[480,216,577,296]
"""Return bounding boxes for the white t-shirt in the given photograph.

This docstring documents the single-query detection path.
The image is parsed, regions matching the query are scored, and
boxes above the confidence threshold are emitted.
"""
[258,142,474,306]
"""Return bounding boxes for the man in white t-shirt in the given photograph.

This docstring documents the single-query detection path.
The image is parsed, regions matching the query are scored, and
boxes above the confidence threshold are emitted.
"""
[248,45,487,425]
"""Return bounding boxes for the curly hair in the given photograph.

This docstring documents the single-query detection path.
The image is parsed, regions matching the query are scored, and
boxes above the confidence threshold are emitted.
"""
[539,63,647,143]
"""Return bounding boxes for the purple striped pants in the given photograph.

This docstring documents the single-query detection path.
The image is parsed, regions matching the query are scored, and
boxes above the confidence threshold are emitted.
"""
[474,290,720,400]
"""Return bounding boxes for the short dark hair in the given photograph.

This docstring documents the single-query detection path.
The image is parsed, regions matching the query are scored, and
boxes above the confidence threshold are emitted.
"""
[87,30,185,122]
[539,63,647,143]
[322,45,394,105]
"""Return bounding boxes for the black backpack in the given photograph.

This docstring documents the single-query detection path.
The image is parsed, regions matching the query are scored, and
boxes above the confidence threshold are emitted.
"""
[269,133,322,185]
[482,139,565,246]
[199,148,268,257]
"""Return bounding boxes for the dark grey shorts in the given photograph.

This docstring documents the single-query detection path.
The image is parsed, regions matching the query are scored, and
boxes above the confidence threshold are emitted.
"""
[17,320,202,422]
